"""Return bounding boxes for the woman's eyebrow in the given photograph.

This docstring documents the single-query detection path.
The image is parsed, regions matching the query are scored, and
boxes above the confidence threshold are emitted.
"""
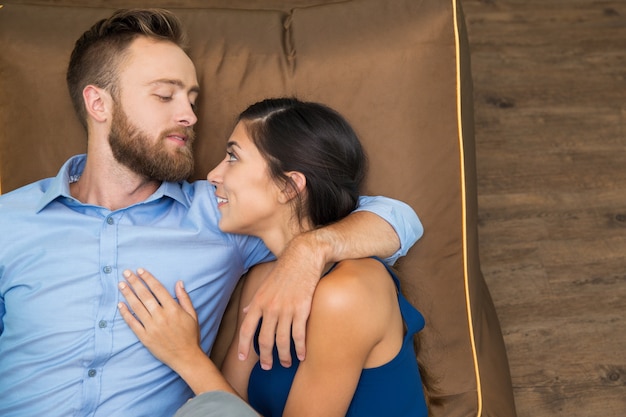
[226,141,241,150]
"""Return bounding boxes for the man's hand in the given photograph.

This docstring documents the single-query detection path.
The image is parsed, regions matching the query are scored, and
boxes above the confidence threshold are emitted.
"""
[236,210,404,370]
[238,233,327,370]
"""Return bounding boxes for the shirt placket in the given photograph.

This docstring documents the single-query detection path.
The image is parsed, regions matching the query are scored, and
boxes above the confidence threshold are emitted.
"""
[80,210,121,415]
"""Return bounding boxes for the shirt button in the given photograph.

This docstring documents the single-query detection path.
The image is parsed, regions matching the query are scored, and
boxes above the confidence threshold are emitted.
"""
[88,369,97,377]
[103,266,112,274]
[106,217,114,225]
[98,320,108,329]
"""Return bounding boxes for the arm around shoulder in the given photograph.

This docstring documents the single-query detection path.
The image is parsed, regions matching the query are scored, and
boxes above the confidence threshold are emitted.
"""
[355,195,423,263]
[237,196,421,368]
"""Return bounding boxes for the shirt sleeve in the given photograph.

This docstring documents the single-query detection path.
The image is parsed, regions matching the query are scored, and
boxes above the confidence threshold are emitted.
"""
[355,195,424,265]
[235,233,277,272]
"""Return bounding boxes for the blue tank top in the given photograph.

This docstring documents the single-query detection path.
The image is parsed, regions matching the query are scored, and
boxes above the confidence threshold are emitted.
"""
[247,257,428,416]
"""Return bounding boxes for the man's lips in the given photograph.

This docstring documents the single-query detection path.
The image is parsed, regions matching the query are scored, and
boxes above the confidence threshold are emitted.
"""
[166,134,188,146]
[164,127,195,146]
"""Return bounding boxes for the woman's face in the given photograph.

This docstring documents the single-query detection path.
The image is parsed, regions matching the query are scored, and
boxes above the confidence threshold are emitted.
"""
[207,121,285,237]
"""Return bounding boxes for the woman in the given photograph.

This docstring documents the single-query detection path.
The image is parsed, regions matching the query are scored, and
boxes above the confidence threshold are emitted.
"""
[118,98,429,416]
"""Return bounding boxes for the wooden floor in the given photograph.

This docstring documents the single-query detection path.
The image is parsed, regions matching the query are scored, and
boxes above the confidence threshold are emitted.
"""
[461,0,626,415]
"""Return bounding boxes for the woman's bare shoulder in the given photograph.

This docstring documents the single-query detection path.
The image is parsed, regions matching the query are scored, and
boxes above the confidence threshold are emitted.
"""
[312,258,396,323]
[322,258,393,292]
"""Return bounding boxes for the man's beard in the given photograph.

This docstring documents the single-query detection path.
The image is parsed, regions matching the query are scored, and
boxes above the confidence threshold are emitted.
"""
[108,105,196,182]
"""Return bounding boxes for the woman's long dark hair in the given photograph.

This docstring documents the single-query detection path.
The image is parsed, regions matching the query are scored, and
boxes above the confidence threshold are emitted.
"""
[238,97,367,228]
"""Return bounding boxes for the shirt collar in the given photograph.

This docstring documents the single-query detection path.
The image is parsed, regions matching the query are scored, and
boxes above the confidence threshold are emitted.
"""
[36,154,191,212]
[148,179,191,208]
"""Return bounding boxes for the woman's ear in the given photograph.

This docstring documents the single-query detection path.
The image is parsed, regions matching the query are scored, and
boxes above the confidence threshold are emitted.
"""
[83,85,112,123]
[279,171,307,203]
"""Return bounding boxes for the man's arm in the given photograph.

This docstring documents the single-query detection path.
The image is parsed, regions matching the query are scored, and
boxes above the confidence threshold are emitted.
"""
[238,196,423,370]
[353,195,424,263]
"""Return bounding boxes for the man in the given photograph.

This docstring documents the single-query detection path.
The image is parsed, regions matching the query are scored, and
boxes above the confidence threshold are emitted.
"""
[0,9,422,416]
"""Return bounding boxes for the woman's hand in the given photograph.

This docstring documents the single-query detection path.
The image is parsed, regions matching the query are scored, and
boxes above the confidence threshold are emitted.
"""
[118,269,243,396]
[118,268,202,368]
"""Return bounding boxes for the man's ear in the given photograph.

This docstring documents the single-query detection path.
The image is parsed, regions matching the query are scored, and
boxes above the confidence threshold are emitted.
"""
[279,171,307,203]
[83,85,112,123]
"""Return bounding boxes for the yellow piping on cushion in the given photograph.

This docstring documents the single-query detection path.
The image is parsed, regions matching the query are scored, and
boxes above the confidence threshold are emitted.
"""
[452,0,483,416]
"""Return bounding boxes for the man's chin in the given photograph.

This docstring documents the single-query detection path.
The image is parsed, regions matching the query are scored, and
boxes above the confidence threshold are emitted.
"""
[134,158,194,182]
[157,167,194,182]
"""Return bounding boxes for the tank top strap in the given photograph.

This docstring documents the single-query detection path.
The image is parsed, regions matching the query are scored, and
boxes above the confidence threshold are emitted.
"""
[371,257,426,338]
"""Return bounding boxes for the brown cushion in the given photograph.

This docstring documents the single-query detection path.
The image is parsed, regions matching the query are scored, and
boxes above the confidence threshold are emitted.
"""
[0,1,517,416]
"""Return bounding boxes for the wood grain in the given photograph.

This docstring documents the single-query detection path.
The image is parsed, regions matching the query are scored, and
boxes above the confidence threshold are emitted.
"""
[462,0,626,415]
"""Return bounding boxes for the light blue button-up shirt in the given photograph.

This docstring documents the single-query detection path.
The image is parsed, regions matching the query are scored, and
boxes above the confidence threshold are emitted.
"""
[0,155,423,416]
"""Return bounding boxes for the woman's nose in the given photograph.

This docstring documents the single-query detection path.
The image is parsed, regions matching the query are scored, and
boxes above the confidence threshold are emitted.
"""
[207,162,223,185]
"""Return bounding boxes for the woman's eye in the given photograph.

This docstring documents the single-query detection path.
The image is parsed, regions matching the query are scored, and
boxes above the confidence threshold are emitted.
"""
[156,95,173,102]
[226,151,238,162]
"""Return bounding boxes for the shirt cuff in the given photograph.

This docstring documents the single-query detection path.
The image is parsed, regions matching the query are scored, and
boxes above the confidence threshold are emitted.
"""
[355,195,423,264]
